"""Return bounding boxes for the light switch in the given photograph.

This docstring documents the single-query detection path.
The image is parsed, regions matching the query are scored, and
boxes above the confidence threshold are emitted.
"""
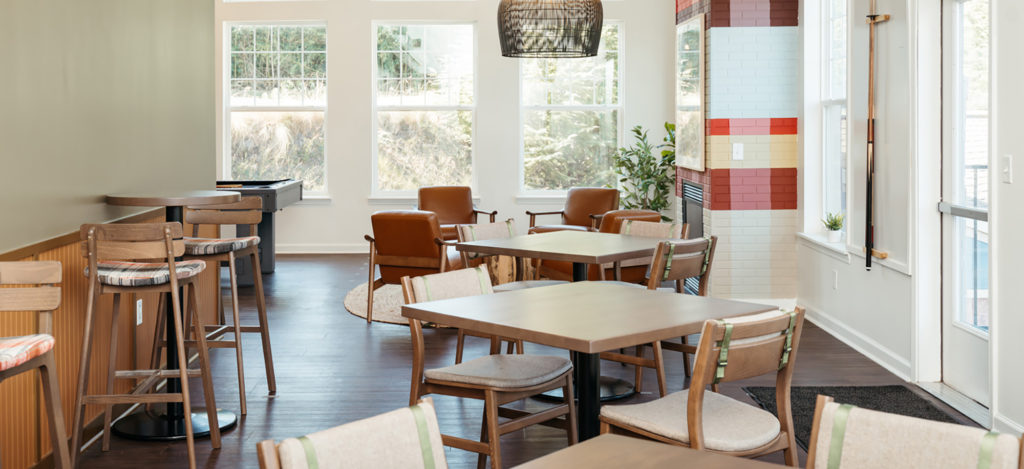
[1002,154,1013,184]
[732,143,744,161]
[136,299,144,325]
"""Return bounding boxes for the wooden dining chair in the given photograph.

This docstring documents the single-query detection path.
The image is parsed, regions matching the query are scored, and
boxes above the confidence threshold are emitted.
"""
[72,223,220,469]
[401,267,577,469]
[526,187,619,233]
[600,308,805,467]
[0,261,72,469]
[151,196,277,416]
[599,237,716,396]
[256,398,448,469]
[806,394,1022,468]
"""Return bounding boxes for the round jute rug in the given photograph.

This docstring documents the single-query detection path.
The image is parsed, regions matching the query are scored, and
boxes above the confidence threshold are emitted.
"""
[342,282,408,325]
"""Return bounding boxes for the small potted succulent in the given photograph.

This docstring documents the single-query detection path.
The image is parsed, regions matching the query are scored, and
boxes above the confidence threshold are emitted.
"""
[822,212,845,243]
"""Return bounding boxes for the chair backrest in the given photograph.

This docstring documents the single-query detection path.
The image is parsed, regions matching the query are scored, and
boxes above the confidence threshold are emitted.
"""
[80,223,185,261]
[597,209,662,233]
[562,187,619,227]
[806,395,1021,469]
[256,398,448,469]
[686,308,806,451]
[185,196,263,237]
[370,210,445,283]
[456,219,517,260]
[418,186,474,225]
[401,266,494,402]
[645,237,717,293]
[618,220,686,239]
[0,261,62,334]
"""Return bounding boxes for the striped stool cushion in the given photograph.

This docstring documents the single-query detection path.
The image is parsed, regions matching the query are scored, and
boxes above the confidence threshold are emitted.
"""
[85,260,206,287]
[0,334,54,371]
[184,236,260,256]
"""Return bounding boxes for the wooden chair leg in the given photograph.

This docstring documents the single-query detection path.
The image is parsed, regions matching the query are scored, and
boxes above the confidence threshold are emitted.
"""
[484,390,502,469]
[148,293,167,371]
[169,285,197,468]
[652,341,667,398]
[70,282,101,467]
[476,406,489,469]
[188,284,222,450]
[227,253,247,415]
[455,329,466,364]
[634,346,644,393]
[600,421,611,434]
[681,335,692,378]
[102,293,121,451]
[251,250,276,395]
[563,375,578,445]
[515,339,525,355]
[366,247,376,324]
[39,353,72,469]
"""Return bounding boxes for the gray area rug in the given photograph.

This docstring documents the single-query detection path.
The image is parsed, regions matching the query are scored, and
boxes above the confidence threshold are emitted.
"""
[742,385,961,450]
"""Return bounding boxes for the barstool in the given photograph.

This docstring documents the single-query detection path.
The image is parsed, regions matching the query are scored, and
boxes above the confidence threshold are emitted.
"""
[162,196,276,415]
[0,261,72,469]
[71,223,220,468]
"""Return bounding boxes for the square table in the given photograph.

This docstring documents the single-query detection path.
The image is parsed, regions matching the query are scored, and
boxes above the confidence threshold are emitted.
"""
[456,230,665,282]
[513,434,788,468]
[402,281,776,440]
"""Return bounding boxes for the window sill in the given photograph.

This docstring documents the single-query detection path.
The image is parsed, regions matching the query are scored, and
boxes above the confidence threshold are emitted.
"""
[367,195,481,206]
[796,232,850,263]
[515,194,568,205]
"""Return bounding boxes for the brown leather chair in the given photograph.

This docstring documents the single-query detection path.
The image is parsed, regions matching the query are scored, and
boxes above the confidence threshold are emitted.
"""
[526,187,620,234]
[365,210,463,323]
[539,209,662,281]
[417,186,497,240]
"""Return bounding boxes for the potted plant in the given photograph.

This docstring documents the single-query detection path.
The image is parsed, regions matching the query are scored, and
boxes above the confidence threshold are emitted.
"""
[822,212,845,243]
[611,123,677,221]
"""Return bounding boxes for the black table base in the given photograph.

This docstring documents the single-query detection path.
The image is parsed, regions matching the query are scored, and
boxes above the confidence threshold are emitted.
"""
[112,408,237,441]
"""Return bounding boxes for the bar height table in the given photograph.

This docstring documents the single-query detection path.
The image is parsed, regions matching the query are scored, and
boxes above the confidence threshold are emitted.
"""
[106,191,241,440]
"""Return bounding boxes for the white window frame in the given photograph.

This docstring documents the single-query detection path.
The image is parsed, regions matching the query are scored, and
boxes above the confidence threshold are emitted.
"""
[517,20,626,196]
[820,0,849,234]
[223,20,330,196]
[369,20,479,196]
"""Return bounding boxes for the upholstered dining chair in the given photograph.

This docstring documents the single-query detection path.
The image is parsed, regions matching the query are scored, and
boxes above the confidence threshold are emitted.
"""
[806,394,1021,468]
[256,398,448,469]
[365,210,462,323]
[73,223,220,469]
[600,308,806,467]
[402,267,577,469]
[526,187,619,234]
[0,261,72,469]
[418,186,497,241]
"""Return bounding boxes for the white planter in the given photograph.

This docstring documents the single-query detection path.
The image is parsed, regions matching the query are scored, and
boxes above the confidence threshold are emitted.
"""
[826,230,843,244]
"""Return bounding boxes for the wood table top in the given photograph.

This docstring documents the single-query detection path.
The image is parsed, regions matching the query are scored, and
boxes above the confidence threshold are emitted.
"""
[513,434,787,468]
[455,230,666,264]
[401,282,776,354]
[106,190,241,207]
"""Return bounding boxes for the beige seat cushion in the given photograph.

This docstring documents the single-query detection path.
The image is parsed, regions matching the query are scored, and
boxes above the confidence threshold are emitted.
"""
[425,354,571,389]
[600,390,781,452]
[492,280,567,292]
[184,236,259,256]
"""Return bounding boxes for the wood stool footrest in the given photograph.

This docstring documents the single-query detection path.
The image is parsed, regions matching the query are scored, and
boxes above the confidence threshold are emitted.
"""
[83,393,185,405]
[497,407,568,431]
[497,406,569,434]
[185,339,237,349]
[440,434,490,454]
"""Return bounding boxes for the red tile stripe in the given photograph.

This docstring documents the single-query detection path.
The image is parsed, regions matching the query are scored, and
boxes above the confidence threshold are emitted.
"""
[706,168,796,210]
[770,0,799,27]
[701,0,798,28]
[707,118,798,136]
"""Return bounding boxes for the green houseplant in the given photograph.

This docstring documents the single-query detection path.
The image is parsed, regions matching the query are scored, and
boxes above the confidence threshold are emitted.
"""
[822,212,845,243]
[611,123,677,221]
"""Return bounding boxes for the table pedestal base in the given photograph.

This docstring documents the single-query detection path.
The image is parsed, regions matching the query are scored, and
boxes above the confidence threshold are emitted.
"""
[536,376,635,402]
[112,408,237,441]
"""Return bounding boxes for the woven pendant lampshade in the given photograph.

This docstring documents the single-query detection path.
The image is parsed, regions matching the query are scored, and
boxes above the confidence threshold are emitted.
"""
[498,0,604,58]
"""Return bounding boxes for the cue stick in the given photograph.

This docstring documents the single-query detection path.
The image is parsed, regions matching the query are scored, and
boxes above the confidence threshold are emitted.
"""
[865,0,889,271]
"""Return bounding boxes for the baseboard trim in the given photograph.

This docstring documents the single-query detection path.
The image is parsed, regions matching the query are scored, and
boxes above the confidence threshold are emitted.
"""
[994,413,1024,434]
[801,302,913,381]
[277,243,366,254]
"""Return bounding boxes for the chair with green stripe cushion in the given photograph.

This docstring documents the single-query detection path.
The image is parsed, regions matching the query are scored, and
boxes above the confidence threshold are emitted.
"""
[455,219,567,295]
[807,394,1022,469]
[256,398,448,469]
[401,269,578,469]
[599,308,805,467]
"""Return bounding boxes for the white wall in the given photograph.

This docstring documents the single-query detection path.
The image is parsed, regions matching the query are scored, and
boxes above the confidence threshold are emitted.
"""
[213,0,676,253]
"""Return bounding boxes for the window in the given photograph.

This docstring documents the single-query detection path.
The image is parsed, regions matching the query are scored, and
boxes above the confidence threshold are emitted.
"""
[822,0,847,225]
[373,24,476,192]
[520,24,622,192]
[227,24,327,193]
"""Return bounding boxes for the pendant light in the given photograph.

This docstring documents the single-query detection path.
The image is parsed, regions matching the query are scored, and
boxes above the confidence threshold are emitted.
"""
[498,0,604,58]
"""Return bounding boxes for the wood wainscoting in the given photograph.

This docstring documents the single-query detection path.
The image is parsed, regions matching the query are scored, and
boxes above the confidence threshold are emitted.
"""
[0,211,220,469]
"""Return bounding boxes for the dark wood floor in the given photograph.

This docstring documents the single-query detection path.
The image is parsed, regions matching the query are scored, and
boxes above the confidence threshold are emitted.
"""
[75,254,970,468]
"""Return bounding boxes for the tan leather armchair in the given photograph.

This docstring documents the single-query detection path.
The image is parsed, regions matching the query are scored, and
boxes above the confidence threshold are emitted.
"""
[364,210,463,323]
[539,209,662,281]
[417,186,497,241]
[526,187,619,234]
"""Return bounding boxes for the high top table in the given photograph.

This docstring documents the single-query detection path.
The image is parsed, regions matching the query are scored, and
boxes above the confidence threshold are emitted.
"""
[402,282,776,440]
[457,230,670,401]
[106,190,240,440]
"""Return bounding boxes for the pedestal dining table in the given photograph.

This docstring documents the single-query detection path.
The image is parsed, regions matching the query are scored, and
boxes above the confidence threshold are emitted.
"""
[513,434,789,468]
[106,190,240,441]
[402,281,776,441]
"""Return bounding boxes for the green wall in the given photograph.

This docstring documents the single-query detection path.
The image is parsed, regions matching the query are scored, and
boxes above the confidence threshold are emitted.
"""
[0,0,214,252]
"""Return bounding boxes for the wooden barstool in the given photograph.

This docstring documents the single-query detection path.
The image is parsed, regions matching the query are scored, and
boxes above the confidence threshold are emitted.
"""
[149,196,276,416]
[0,261,72,469]
[71,223,220,468]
